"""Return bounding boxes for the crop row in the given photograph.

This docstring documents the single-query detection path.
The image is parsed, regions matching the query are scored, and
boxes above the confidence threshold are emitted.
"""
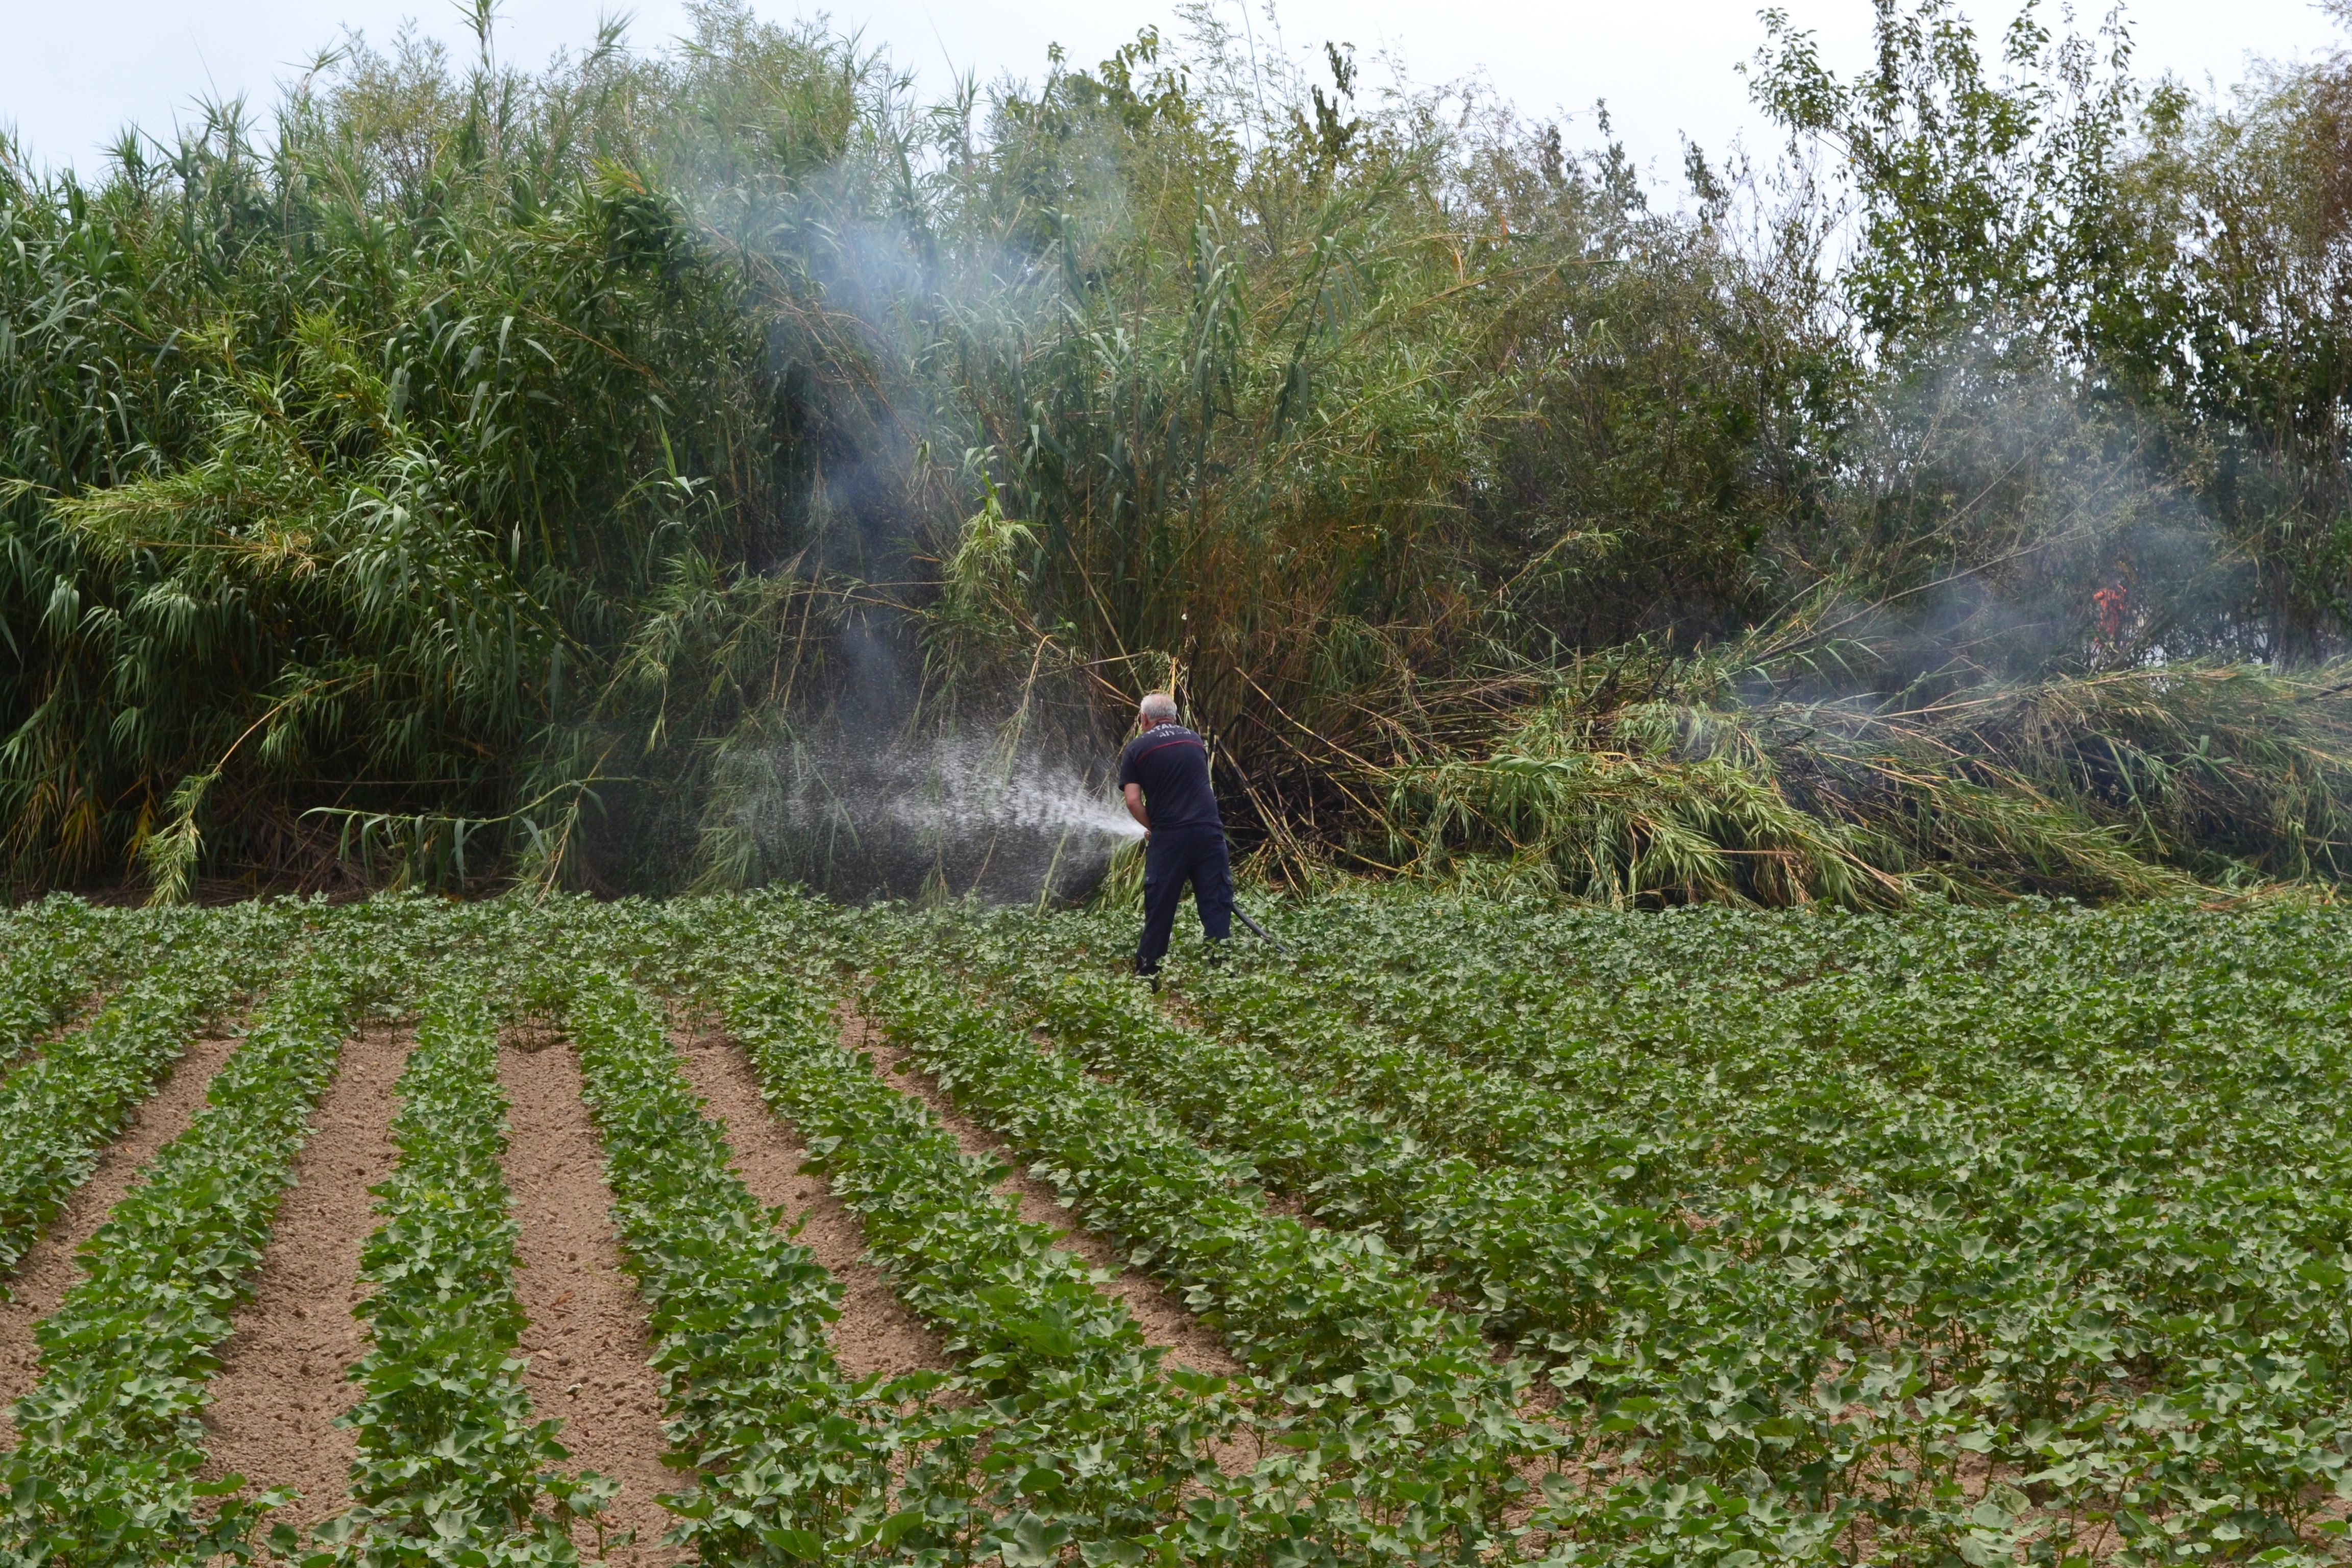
[1218,897,2352,1374]
[996,939,1692,1346]
[307,958,608,1568]
[0,901,155,1073]
[0,900,315,1283]
[912,929,1872,1562]
[716,960,1231,1566]
[1070,895,2352,1564]
[528,899,1246,1564]
[0,916,388,1566]
[13,887,2342,1566]
[895,916,1742,1353]
[650,893,1564,1563]
[559,969,901,1566]
[835,951,1559,1566]
[1219,894,2352,1206]
[1159,949,2103,1558]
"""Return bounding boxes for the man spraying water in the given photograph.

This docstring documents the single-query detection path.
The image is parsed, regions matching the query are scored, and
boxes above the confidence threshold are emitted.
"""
[1118,691,1232,980]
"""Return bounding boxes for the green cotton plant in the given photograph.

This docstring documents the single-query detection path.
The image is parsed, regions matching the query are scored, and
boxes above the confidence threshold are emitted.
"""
[0,898,166,1070]
[719,966,1238,1566]
[1006,964,1714,1352]
[558,969,913,1566]
[0,884,2343,1563]
[457,891,1241,1563]
[0,911,394,1567]
[308,970,612,1567]
[840,890,2352,1562]
[1108,889,2352,1563]
[1031,938,1881,1550]
[0,899,314,1281]
[841,950,1560,1567]
[899,912,1867,1557]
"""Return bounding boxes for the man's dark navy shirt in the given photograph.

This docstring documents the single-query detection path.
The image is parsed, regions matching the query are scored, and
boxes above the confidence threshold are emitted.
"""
[1117,723,1223,832]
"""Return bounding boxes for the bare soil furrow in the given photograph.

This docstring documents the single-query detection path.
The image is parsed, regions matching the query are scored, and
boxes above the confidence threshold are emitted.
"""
[0,1029,242,1449]
[669,1021,948,1383]
[846,1012,1240,1379]
[195,1025,411,1524]
[499,1038,678,1568]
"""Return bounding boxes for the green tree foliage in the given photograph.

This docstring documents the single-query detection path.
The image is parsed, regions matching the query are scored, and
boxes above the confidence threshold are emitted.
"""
[2,0,2350,901]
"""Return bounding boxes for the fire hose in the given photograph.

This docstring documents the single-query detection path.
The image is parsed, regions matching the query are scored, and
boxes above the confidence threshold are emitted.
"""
[1230,899,1292,955]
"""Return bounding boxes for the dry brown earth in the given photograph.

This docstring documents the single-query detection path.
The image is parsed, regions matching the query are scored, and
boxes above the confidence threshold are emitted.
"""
[0,1028,243,1449]
[499,1039,680,1567]
[847,1015,1239,1380]
[0,995,1255,1545]
[197,1025,411,1525]
[669,1023,949,1382]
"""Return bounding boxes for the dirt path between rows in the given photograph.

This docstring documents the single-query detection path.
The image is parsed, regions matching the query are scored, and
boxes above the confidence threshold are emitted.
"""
[669,1022,948,1383]
[499,1040,679,1567]
[197,1025,411,1525]
[0,1027,243,1449]
[845,1013,1240,1380]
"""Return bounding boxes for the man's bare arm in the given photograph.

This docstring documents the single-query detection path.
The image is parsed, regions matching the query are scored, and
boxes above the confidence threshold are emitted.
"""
[1122,782,1150,830]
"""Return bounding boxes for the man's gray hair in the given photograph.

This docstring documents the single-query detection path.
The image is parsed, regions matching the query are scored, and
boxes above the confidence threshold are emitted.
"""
[1139,691,1180,723]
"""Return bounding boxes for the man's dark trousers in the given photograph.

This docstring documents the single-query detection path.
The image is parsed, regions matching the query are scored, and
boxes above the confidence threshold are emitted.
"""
[1136,826,1233,974]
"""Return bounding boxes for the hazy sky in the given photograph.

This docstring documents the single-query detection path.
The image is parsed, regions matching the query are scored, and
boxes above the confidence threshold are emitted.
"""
[3,0,2343,191]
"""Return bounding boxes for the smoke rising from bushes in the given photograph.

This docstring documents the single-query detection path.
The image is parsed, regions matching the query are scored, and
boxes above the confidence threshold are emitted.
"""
[6,0,2352,902]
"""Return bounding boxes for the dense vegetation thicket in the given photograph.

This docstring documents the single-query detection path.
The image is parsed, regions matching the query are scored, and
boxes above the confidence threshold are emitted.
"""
[7,0,2352,902]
